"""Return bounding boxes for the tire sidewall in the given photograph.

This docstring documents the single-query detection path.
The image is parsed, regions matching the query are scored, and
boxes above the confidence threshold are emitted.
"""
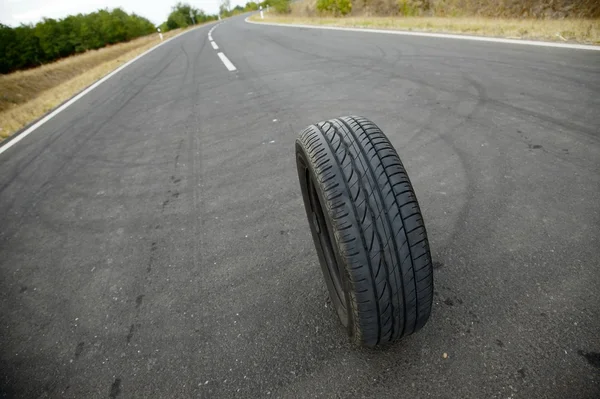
[295,141,354,337]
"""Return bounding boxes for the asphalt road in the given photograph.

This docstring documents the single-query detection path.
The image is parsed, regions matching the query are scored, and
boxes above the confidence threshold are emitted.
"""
[1,15,599,399]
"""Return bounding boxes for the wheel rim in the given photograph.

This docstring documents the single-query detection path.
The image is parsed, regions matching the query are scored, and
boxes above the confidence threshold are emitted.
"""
[305,168,348,323]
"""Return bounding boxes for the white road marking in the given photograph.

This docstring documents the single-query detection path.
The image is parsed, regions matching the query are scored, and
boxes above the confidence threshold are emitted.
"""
[208,23,235,72]
[0,24,216,156]
[217,52,237,71]
[208,24,218,41]
[245,17,600,51]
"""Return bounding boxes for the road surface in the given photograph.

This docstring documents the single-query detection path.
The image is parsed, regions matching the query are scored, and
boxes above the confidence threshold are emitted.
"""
[1,15,599,399]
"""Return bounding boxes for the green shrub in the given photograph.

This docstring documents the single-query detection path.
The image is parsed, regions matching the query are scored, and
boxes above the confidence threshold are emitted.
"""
[316,0,331,13]
[337,0,353,15]
[308,0,600,18]
[271,0,292,13]
[316,0,352,15]
[165,2,217,30]
[245,1,260,11]
[398,0,420,16]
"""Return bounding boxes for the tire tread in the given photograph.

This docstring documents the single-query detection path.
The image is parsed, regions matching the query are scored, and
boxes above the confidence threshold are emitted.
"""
[296,116,434,346]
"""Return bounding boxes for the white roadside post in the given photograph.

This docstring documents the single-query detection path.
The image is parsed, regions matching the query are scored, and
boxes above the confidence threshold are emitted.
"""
[189,10,196,25]
[260,6,264,19]
[157,28,163,41]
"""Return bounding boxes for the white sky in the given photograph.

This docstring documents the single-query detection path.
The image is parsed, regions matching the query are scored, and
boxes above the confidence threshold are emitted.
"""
[1,0,247,27]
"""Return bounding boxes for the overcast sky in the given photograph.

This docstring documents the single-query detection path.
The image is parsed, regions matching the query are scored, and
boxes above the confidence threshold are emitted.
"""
[1,0,247,27]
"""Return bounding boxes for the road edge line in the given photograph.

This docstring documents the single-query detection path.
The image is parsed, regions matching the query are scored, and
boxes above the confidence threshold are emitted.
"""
[245,17,600,51]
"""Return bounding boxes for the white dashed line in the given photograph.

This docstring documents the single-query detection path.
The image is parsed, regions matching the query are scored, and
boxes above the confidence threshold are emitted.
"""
[217,52,237,71]
[208,25,217,40]
[208,23,236,72]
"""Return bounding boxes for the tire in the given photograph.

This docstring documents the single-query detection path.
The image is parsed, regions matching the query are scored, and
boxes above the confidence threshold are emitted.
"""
[296,116,434,347]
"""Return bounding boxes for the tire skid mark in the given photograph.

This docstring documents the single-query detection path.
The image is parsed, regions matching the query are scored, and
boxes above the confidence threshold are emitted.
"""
[0,45,186,246]
[109,378,122,398]
[128,119,185,346]
[436,75,514,254]
[258,33,384,88]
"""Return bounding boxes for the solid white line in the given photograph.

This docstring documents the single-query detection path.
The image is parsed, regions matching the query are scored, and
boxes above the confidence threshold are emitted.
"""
[217,52,237,71]
[211,41,219,50]
[0,24,214,157]
[245,17,600,51]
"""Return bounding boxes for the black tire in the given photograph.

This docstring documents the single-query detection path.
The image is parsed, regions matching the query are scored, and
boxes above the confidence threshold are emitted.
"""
[296,116,434,347]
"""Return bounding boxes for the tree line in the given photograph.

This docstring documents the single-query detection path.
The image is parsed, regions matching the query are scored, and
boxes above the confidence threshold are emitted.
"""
[160,3,219,33]
[218,0,292,18]
[0,9,156,74]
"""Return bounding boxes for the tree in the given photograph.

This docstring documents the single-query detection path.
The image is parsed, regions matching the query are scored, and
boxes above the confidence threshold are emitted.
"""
[0,24,20,73]
[164,2,217,31]
[0,8,156,74]
[219,0,231,16]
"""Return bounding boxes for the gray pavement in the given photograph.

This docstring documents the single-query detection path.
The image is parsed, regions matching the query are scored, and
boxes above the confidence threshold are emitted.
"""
[1,15,599,399]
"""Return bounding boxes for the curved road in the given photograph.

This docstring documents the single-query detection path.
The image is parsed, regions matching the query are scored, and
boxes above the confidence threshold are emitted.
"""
[1,15,599,398]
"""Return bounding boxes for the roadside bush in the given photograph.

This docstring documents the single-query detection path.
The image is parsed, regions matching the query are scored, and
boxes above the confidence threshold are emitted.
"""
[398,0,423,16]
[246,2,260,11]
[231,5,246,15]
[431,0,600,18]
[351,0,397,15]
[317,0,352,15]
[271,0,293,13]
[296,0,600,18]
[164,2,217,31]
[219,1,266,18]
